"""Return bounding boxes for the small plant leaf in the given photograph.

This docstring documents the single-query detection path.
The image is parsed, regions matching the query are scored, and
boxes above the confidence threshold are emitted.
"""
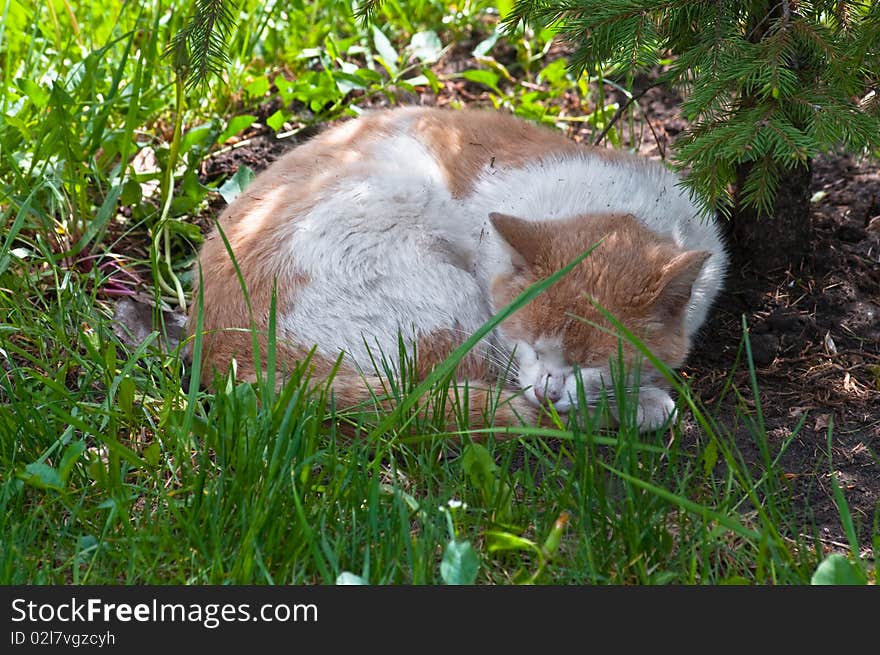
[720,576,752,585]
[143,442,161,468]
[245,76,270,98]
[58,440,87,485]
[409,30,442,63]
[810,554,867,585]
[486,530,536,553]
[179,123,213,154]
[461,443,497,495]
[441,539,479,585]
[217,114,257,145]
[473,31,501,57]
[17,78,50,107]
[336,571,367,585]
[76,535,98,565]
[372,26,399,74]
[219,165,256,204]
[460,69,500,92]
[20,462,63,491]
[266,109,289,132]
[118,376,136,418]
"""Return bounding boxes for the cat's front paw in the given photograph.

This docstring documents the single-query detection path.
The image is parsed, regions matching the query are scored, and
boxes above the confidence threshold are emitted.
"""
[635,387,677,432]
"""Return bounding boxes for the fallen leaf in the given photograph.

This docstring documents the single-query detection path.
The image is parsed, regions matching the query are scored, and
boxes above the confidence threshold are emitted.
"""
[813,414,831,431]
[823,331,837,355]
[788,405,813,419]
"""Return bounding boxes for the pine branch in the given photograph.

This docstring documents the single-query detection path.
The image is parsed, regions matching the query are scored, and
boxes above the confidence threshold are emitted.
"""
[165,0,236,89]
[355,0,386,24]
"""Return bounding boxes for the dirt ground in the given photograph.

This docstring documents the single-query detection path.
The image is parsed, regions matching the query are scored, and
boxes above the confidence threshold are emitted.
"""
[195,57,879,551]
[684,152,880,550]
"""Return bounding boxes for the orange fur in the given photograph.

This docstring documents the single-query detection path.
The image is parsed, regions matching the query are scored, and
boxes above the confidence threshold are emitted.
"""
[490,212,708,372]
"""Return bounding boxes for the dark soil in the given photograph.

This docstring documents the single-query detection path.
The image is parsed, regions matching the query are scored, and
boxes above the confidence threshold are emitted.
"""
[683,153,880,551]
[197,64,879,554]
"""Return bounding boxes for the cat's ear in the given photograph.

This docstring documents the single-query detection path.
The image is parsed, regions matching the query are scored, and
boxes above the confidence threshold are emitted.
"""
[653,250,711,321]
[489,212,541,268]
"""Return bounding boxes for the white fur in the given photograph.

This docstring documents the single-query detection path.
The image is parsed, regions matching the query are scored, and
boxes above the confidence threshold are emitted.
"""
[277,116,728,429]
[515,338,675,429]
[282,134,490,370]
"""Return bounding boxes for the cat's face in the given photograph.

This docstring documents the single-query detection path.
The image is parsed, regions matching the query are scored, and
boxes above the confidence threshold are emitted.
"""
[489,212,709,412]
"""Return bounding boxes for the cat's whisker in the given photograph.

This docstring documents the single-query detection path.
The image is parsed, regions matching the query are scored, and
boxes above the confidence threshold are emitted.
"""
[441,327,515,364]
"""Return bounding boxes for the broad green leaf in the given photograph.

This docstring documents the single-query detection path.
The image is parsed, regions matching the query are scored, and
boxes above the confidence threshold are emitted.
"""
[650,571,677,585]
[118,376,136,418]
[402,74,430,87]
[539,58,569,86]
[441,539,479,585]
[59,440,87,485]
[245,76,270,98]
[119,178,142,206]
[324,34,341,60]
[20,462,63,491]
[274,76,294,103]
[266,109,289,132]
[810,554,867,585]
[219,165,256,204]
[164,217,204,242]
[104,343,117,378]
[296,48,324,60]
[217,114,257,145]
[473,31,501,58]
[372,26,399,74]
[421,69,442,93]
[461,443,497,495]
[17,78,49,107]
[143,442,161,468]
[409,30,442,63]
[179,123,213,154]
[460,69,500,92]
[335,63,368,94]
[476,55,514,82]
[720,576,751,585]
[486,530,536,553]
[76,535,98,564]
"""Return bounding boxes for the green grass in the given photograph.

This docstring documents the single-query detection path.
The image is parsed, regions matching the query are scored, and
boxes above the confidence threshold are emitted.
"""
[0,0,875,585]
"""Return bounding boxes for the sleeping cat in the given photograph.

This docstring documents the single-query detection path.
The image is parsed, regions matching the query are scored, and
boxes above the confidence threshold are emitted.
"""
[191,107,727,433]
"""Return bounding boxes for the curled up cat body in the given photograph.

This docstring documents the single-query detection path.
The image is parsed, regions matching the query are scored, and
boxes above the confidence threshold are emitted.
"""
[191,107,728,434]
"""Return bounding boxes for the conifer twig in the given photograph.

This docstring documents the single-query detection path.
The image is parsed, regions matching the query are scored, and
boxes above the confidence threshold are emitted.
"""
[592,83,663,157]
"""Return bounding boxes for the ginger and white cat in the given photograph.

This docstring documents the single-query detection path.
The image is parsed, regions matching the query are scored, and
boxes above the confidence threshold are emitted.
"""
[191,107,727,432]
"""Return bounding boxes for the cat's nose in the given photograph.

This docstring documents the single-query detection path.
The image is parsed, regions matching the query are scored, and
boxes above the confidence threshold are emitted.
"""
[534,386,562,405]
